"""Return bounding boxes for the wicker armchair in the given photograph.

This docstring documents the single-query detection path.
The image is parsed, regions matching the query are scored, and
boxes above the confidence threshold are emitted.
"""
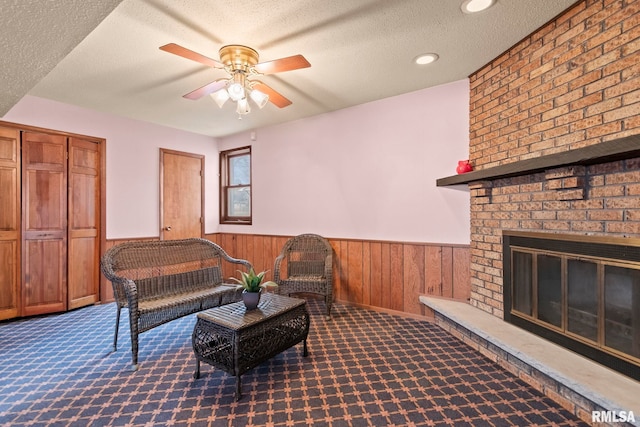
[274,234,333,317]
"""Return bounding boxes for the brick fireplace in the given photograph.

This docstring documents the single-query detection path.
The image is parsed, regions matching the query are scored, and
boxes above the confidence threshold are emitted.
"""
[441,0,640,379]
[466,0,639,315]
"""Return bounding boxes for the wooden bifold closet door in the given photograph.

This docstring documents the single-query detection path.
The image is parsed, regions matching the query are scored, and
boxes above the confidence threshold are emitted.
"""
[20,131,101,317]
[0,123,103,321]
[0,127,20,320]
[21,132,68,316]
[67,137,101,310]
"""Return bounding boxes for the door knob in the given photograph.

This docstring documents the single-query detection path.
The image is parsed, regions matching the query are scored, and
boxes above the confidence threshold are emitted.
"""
[165,226,172,231]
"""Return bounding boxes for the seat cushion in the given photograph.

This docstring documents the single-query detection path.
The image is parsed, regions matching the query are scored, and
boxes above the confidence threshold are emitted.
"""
[137,285,240,332]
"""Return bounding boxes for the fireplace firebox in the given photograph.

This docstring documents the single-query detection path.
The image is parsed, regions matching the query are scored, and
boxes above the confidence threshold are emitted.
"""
[503,231,640,380]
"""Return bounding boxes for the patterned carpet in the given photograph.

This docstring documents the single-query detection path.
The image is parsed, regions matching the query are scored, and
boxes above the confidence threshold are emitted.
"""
[0,299,588,427]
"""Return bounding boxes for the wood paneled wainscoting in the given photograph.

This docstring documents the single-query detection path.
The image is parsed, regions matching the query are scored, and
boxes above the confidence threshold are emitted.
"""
[208,233,470,318]
[101,234,470,318]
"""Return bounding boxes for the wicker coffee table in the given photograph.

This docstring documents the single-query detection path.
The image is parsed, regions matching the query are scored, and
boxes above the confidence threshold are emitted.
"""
[192,293,310,400]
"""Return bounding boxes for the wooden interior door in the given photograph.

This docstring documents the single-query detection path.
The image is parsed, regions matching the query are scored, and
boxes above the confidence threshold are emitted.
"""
[0,126,21,320]
[21,131,68,316]
[160,149,204,240]
[67,137,101,310]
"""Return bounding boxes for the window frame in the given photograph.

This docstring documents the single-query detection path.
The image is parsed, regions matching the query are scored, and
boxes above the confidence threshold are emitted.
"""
[219,145,252,224]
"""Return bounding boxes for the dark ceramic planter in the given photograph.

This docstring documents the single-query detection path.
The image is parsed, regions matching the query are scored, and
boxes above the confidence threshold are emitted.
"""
[242,289,262,310]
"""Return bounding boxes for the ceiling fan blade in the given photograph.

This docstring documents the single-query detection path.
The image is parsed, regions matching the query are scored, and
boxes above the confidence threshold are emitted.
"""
[183,79,228,100]
[160,43,223,68]
[254,55,311,75]
[252,81,292,108]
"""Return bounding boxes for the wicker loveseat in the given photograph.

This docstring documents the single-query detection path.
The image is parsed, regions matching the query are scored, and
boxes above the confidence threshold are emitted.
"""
[100,238,251,370]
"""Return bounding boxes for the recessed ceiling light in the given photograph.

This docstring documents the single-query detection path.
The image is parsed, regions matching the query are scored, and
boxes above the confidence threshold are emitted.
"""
[414,53,439,65]
[461,0,496,13]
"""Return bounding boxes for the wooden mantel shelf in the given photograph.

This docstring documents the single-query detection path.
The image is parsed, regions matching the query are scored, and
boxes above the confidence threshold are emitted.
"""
[437,134,640,186]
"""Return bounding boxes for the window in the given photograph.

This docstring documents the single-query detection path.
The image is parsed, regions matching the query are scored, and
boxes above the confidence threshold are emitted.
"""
[220,146,251,224]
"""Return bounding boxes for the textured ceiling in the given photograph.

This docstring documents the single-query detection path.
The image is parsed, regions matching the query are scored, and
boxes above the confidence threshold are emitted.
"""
[7,0,578,137]
[0,0,123,116]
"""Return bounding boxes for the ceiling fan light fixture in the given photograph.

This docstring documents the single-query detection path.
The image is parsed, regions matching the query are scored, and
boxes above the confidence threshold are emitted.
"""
[250,89,269,109]
[414,53,439,65]
[227,82,245,101]
[236,97,251,115]
[211,88,230,108]
[461,0,496,13]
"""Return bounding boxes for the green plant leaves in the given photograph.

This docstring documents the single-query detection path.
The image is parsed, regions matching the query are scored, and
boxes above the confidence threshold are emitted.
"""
[229,268,278,292]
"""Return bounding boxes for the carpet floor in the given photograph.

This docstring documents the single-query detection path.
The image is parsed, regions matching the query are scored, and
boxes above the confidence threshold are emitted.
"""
[0,298,588,426]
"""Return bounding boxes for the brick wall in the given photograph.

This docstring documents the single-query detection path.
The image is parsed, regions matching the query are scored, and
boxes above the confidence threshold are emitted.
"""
[468,0,640,316]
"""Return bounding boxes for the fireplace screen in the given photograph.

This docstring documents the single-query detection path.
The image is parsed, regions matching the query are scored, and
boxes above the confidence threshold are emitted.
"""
[503,232,640,380]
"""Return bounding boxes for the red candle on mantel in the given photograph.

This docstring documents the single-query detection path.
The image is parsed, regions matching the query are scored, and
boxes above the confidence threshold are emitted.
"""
[456,160,473,174]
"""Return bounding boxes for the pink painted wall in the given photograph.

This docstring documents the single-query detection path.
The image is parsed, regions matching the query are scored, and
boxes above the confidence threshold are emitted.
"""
[219,79,471,244]
[4,79,470,244]
[3,95,219,238]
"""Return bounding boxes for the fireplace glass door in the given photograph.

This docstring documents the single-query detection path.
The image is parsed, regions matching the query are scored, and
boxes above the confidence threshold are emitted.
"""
[604,265,640,359]
[510,248,640,367]
[512,251,532,316]
[567,259,598,342]
[537,254,561,328]
[504,232,640,380]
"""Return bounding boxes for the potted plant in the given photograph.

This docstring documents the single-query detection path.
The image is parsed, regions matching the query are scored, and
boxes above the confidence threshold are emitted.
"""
[230,268,278,309]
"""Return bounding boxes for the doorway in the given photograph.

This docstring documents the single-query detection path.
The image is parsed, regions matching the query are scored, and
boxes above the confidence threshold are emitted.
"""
[160,149,204,240]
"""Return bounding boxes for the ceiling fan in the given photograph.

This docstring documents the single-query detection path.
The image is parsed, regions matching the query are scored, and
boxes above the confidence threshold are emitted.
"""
[159,43,311,113]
